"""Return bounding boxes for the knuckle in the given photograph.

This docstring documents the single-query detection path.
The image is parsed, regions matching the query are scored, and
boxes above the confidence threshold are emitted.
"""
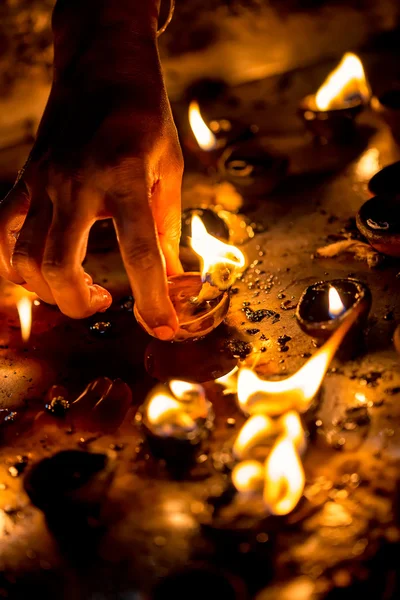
[42,261,72,284]
[12,251,40,278]
[124,239,159,271]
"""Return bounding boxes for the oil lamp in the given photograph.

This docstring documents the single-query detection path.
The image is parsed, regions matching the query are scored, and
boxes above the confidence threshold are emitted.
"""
[298,52,371,142]
[140,379,214,461]
[218,141,289,198]
[371,90,400,144]
[368,161,400,197]
[356,196,400,257]
[135,215,245,341]
[187,100,257,166]
[295,279,371,353]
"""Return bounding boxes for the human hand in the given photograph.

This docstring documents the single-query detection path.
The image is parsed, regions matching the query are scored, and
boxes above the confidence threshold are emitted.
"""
[0,0,183,340]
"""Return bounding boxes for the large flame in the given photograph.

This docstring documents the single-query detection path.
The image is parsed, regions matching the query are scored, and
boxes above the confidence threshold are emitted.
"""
[315,52,370,111]
[189,100,217,151]
[16,292,34,343]
[190,215,245,289]
[237,299,363,416]
[328,286,345,319]
[263,436,305,516]
[145,380,207,436]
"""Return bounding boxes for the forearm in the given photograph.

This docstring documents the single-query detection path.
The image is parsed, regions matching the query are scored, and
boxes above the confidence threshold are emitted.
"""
[52,0,162,83]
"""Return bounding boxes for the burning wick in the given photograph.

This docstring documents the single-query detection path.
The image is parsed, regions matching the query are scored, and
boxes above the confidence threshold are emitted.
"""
[190,215,245,303]
[328,286,345,319]
[188,100,217,151]
[16,293,34,343]
[315,52,370,111]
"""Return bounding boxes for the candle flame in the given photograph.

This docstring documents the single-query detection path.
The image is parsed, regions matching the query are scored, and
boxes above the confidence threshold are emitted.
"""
[328,286,345,319]
[315,52,370,111]
[188,100,217,151]
[232,460,264,494]
[190,215,245,288]
[145,380,207,436]
[16,293,34,343]
[237,300,363,416]
[263,436,305,516]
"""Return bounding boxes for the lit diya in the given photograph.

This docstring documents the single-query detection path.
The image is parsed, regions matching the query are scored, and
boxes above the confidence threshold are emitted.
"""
[134,215,245,341]
[296,279,371,345]
[231,299,365,515]
[356,196,400,257]
[140,379,214,461]
[298,52,371,142]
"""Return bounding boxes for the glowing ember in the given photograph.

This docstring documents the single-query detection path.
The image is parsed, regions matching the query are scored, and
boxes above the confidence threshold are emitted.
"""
[263,436,305,516]
[315,52,370,111]
[188,100,217,151]
[190,215,245,290]
[145,380,208,437]
[232,460,264,494]
[237,299,363,416]
[16,293,34,343]
[328,286,345,319]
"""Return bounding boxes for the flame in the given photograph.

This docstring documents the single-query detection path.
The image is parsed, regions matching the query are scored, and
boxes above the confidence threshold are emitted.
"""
[315,52,370,111]
[237,300,363,416]
[215,366,239,395]
[145,380,207,436]
[233,414,275,460]
[16,292,34,343]
[232,460,264,494]
[280,411,306,456]
[190,215,245,288]
[263,436,305,516]
[328,286,345,319]
[189,100,217,151]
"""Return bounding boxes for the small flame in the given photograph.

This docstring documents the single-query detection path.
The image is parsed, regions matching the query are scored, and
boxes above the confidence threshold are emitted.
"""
[189,100,217,151]
[215,366,239,395]
[190,215,245,288]
[315,52,370,111]
[16,293,33,343]
[232,460,264,494]
[280,411,306,456]
[145,380,207,436]
[237,299,363,416]
[328,286,345,319]
[233,414,275,460]
[263,436,305,516]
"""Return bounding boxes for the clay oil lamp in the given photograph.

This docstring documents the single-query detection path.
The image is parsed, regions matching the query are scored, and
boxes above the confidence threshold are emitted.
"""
[371,90,400,144]
[218,140,289,198]
[298,52,371,143]
[187,100,258,168]
[231,304,364,514]
[356,196,400,257]
[296,279,371,340]
[140,379,214,462]
[135,215,245,342]
[368,161,400,197]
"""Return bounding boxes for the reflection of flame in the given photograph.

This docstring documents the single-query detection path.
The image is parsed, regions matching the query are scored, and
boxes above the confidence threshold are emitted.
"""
[315,52,370,111]
[264,436,305,516]
[237,299,363,416]
[232,460,264,493]
[189,100,217,151]
[17,294,33,343]
[328,286,345,319]
[145,380,207,436]
[190,215,245,289]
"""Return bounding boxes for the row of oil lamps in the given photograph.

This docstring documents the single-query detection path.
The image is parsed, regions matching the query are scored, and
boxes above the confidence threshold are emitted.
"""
[185,52,400,200]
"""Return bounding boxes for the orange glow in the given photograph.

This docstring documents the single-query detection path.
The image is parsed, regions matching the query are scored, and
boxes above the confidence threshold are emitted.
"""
[233,414,275,460]
[232,460,264,494]
[190,215,245,289]
[145,380,207,436]
[237,299,363,416]
[328,286,345,319]
[16,292,34,343]
[315,52,370,111]
[188,100,217,151]
[263,436,305,516]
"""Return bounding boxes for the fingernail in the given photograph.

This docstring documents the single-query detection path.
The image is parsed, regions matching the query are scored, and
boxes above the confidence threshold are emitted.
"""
[153,326,175,341]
